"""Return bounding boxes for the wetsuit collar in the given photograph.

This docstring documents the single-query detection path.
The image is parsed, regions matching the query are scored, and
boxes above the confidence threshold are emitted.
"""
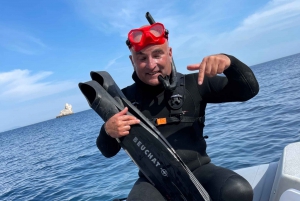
[132,71,165,95]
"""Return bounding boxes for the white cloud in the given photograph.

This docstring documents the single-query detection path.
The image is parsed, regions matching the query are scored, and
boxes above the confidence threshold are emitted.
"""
[104,55,124,70]
[232,0,300,40]
[72,0,177,37]
[168,0,300,65]
[72,0,300,66]
[0,26,47,55]
[0,69,76,102]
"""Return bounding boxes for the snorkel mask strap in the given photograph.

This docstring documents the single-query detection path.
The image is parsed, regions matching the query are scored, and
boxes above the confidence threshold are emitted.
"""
[145,12,177,91]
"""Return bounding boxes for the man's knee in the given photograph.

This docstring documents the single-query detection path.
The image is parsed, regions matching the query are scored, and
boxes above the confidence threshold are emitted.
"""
[127,178,165,201]
[221,175,253,201]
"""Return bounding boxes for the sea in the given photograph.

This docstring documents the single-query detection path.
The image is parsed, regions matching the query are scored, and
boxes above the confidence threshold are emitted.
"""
[1,53,300,201]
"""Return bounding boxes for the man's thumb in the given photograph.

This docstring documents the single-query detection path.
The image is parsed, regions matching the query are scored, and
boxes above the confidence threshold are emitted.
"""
[119,107,128,115]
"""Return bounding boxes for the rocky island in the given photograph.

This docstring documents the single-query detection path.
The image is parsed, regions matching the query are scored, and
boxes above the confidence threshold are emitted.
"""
[56,103,74,118]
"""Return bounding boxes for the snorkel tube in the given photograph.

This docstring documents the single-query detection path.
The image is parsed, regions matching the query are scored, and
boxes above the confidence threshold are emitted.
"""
[145,12,177,91]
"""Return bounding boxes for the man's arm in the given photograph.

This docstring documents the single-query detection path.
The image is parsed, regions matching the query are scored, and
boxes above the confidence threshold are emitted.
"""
[200,55,259,103]
[96,124,121,158]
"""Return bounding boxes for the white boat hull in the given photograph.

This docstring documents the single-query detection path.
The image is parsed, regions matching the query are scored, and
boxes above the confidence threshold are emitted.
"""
[235,142,300,201]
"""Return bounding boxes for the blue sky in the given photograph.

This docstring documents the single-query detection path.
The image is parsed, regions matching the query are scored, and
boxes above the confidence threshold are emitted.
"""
[0,0,300,132]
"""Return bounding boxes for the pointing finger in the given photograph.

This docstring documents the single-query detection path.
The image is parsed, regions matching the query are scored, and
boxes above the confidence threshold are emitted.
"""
[198,60,206,85]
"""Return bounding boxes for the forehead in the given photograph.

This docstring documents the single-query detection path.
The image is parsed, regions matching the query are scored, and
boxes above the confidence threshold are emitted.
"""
[131,42,168,55]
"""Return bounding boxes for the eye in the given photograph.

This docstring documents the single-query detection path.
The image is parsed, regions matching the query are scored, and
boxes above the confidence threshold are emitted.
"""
[138,56,147,62]
[153,53,161,59]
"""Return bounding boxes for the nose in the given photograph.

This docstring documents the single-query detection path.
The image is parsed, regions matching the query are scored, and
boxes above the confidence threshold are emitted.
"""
[146,56,157,70]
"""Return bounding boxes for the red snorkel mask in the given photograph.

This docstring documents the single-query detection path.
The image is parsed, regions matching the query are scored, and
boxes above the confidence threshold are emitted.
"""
[126,22,169,52]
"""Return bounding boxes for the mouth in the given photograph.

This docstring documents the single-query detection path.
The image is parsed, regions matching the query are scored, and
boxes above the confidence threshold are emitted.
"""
[147,71,161,76]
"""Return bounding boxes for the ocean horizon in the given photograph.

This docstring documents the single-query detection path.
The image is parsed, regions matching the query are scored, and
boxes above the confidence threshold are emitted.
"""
[1,53,300,200]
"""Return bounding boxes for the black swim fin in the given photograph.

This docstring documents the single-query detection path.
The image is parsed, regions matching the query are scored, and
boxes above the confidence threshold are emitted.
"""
[79,75,211,201]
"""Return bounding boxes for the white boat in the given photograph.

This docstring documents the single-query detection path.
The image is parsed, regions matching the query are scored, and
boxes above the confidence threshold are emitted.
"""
[235,141,300,201]
[114,142,300,201]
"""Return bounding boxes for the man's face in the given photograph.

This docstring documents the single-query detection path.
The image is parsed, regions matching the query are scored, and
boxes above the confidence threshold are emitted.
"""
[129,42,172,86]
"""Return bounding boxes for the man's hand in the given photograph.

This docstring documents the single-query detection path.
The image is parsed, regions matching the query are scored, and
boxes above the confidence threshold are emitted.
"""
[187,54,231,85]
[104,107,140,138]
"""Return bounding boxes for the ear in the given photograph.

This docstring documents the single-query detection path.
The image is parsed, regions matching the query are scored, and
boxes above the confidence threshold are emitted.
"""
[129,55,135,70]
[168,47,172,62]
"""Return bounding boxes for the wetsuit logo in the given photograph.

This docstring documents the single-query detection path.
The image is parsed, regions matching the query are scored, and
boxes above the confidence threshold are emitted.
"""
[161,168,168,177]
[133,137,164,170]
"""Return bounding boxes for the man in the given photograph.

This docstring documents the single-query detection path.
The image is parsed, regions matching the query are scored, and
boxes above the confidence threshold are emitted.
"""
[97,22,259,201]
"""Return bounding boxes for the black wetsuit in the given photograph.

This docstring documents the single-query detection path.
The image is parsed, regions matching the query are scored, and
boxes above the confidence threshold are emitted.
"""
[97,55,259,201]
